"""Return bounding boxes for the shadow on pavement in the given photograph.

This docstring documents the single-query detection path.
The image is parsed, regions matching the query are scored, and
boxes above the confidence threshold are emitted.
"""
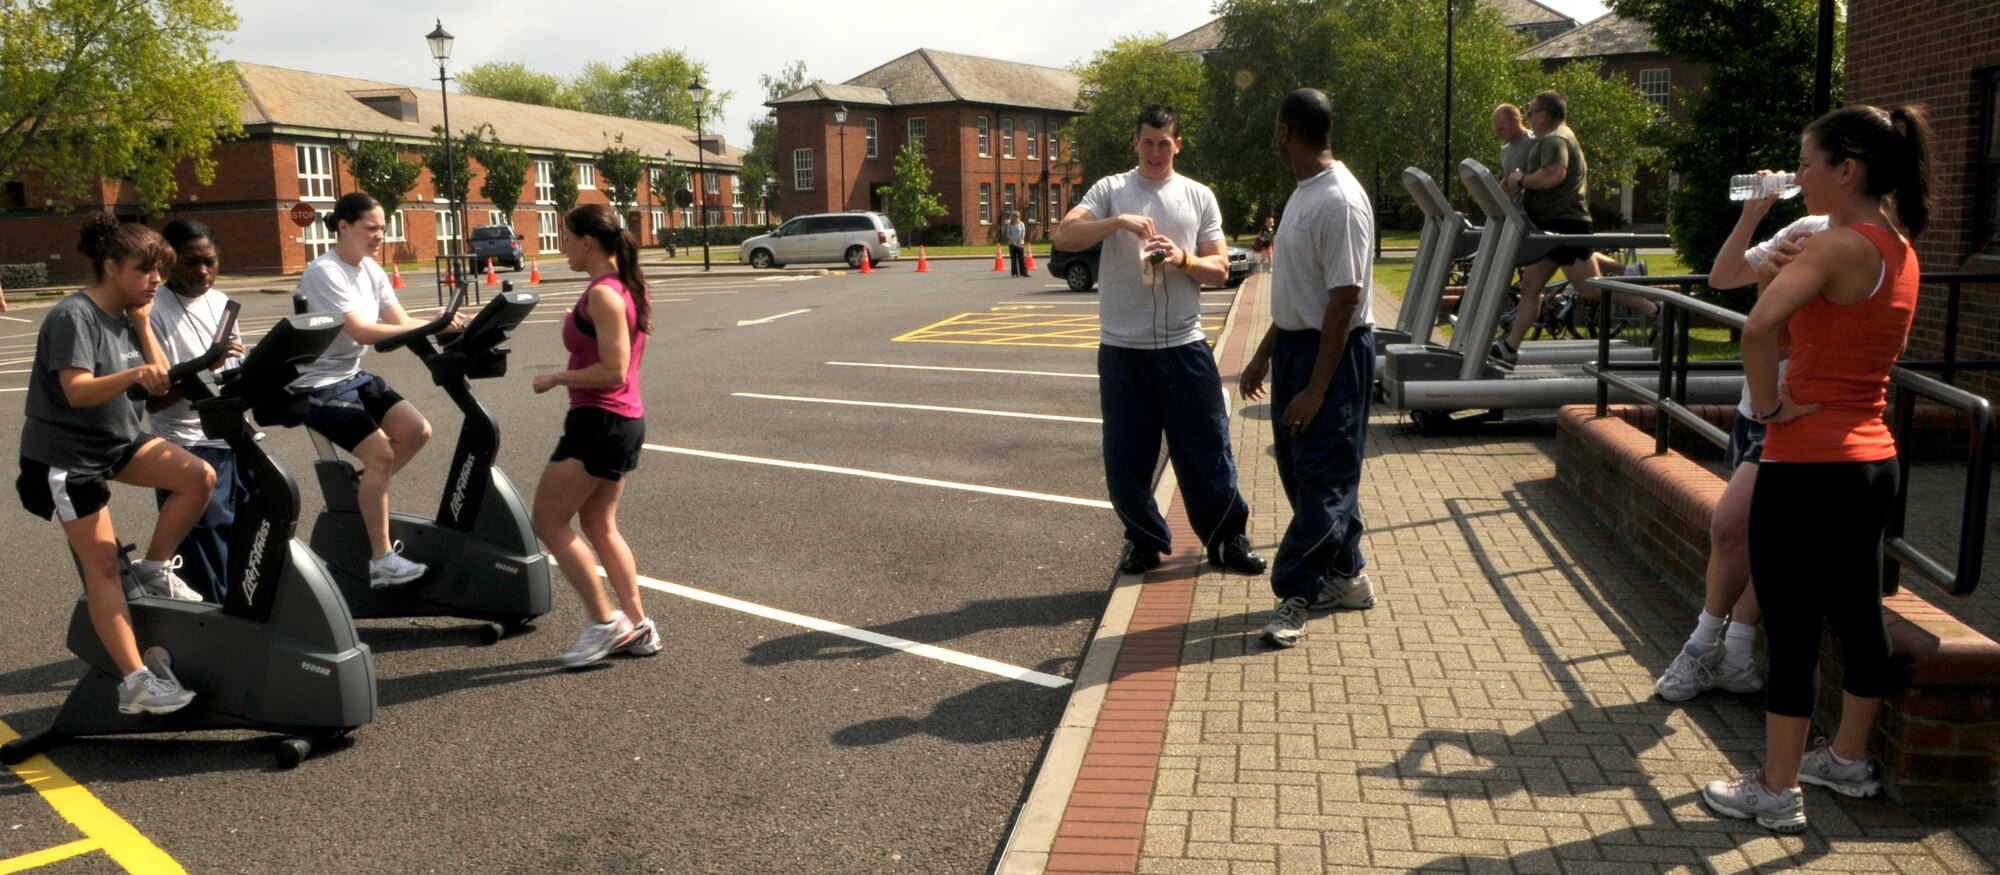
[830,658,1071,747]
[742,590,1106,669]
[375,657,562,708]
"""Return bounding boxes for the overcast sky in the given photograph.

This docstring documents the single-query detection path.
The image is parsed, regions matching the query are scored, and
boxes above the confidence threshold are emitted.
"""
[220,0,1610,149]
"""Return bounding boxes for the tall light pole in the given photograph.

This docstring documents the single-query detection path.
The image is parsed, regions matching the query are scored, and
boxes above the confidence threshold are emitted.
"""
[689,77,710,272]
[835,104,849,212]
[1442,0,1455,201]
[426,19,462,285]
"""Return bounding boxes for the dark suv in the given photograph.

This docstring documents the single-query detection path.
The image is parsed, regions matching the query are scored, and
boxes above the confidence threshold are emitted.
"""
[1047,243,1254,291]
[469,225,525,271]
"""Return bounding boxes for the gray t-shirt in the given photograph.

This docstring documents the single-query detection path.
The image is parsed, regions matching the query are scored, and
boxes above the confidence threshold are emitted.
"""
[21,292,147,473]
[1077,170,1225,349]
[291,250,400,389]
[1270,163,1375,335]
[1007,221,1026,247]
[1500,133,1536,206]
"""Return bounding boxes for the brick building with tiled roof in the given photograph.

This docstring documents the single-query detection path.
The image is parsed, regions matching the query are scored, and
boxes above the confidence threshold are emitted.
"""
[769,48,1084,244]
[1,62,749,281]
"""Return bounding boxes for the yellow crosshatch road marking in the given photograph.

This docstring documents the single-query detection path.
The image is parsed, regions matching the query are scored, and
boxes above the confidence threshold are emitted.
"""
[0,719,185,874]
[895,310,1223,349]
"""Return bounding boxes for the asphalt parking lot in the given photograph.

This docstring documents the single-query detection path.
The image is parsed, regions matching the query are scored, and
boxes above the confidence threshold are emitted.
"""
[0,257,1242,874]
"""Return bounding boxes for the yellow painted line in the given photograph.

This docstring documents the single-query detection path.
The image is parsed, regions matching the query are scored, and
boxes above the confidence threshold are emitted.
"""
[0,720,186,874]
[0,839,99,873]
[893,311,1221,349]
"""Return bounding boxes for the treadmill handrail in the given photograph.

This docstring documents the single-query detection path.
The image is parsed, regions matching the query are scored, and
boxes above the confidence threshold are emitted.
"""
[377,281,467,353]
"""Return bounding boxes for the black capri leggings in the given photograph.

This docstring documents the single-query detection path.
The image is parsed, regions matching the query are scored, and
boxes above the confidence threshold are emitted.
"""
[1748,458,1900,718]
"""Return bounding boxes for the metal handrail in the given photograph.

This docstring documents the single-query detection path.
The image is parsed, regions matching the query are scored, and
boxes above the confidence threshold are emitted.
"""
[1591,276,1994,597]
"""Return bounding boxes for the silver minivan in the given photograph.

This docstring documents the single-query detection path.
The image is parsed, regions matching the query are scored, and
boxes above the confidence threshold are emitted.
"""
[739,212,900,269]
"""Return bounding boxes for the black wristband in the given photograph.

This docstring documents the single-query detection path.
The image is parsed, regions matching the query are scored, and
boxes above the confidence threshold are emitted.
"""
[1754,401,1783,423]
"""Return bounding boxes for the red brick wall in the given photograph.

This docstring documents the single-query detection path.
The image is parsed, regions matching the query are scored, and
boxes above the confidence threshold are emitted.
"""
[1848,0,2000,398]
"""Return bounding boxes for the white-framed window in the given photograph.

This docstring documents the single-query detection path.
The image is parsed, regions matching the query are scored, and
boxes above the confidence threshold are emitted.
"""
[731,175,742,207]
[1027,185,1040,223]
[1026,120,1038,159]
[732,209,745,225]
[301,209,335,259]
[578,162,596,189]
[1049,124,1060,162]
[706,208,721,226]
[1048,185,1062,224]
[435,209,463,255]
[705,172,719,195]
[651,210,666,233]
[1001,118,1014,158]
[865,118,878,158]
[1639,68,1672,115]
[978,183,991,225]
[537,210,559,251]
[755,208,768,224]
[535,160,554,204]
[488,209,507,228]
[680,207,694,227]
[794,148,814,191]
[908,117,926,153]
[1003,183,1016,221]
[977,117,990,157]
[296,145,335,201]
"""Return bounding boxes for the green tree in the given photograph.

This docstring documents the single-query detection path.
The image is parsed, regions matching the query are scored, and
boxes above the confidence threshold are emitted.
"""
[883,142,947,245]
[1611,0,1830,281]
[344,138,423,216]
[0,0,245,212]
[550,151,580,216]
[570,50,730,127]
[742,60,809,220]
[472,125,531,221]
[597,137,646,217]
[423,125,476,214]
[1071,36,1206,189]
[458,62,574,109]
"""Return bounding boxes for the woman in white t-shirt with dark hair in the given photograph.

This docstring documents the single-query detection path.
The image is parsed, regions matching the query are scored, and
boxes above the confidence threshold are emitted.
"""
[292,192,453,588]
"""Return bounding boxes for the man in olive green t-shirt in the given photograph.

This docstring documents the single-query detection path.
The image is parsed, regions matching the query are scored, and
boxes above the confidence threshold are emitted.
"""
[1493,90,1658,367]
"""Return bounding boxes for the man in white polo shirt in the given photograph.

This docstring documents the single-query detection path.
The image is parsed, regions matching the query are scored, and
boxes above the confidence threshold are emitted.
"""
[1053,104,1264,579]
[1238,88,1378,648]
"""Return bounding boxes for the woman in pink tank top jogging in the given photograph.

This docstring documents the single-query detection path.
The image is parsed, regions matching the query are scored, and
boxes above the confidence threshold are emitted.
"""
[532,204,659,668]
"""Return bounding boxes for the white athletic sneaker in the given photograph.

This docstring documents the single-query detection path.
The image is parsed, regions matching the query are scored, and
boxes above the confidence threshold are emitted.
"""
[117,666,195,715]
[368,542,428,588]
[1711,654,1765,694]
[1655,641,1722,702]
[1259,597,1309,648]
[616,617,663,657]
[1703,770,1806,833]
[562,611,634,668]
[135,556,202,601]
[1799,743,1883,798]
[1311,573,1376,610]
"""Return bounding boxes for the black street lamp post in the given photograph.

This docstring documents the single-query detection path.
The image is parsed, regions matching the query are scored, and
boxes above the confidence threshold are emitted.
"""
[426,19,463,298]
[835,104,848,212]
[689,78,710,272]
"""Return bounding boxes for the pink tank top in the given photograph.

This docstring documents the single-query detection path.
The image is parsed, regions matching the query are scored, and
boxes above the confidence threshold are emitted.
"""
[561,274,648,417]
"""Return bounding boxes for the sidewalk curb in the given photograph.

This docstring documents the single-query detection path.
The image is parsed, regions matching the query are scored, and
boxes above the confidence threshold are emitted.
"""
[993,276,1255,875]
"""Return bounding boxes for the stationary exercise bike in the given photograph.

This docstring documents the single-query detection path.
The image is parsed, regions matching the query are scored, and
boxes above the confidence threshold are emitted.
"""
[2,305,375,769]
[302,282,551,644]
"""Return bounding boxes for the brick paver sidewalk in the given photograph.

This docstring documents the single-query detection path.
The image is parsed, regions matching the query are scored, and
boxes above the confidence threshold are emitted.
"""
[1001,273,2000,874]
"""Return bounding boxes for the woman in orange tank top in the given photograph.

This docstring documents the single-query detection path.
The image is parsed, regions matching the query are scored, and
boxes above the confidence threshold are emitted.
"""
[1700,105,1934,834]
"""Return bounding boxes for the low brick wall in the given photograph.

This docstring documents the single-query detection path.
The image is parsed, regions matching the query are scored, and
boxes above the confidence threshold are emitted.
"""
[1556,404,2000,809]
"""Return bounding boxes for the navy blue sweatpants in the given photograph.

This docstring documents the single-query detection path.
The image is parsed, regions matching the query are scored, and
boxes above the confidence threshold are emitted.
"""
[1098,341,1250,556]
[1268,327,1374,602]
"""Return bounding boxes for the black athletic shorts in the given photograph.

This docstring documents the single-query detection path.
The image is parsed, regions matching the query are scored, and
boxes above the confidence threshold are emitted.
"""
[18,438,151,522]
[305,371,407,452]
[1535,217,1596,266]
[550,407,645,481]
[1725,414,1767,470]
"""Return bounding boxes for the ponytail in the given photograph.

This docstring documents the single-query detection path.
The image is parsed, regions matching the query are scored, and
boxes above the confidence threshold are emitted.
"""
[562,203,652,334]
[1805,103,1935,238]
[1888,106,1933,239]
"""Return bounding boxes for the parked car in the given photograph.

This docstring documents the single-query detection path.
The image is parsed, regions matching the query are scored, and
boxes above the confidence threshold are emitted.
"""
[1047,242,1255,292]
[739,212,900,269]
[469,225,525,271]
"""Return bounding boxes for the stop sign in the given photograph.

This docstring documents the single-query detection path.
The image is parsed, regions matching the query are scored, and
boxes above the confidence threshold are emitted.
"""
[289,201,317,228]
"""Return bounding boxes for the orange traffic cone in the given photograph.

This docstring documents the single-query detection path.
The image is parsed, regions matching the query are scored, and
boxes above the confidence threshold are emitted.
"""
[391,263,405,289]
[915,246,931,273]
[484,259,498,286]
[991,244,1005,271]
[1025,246,1037,272]
[529,261,541,284]
[858,250,874,274]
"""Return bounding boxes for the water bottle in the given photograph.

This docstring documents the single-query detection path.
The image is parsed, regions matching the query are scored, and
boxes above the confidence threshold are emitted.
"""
[1729,172,1800,201]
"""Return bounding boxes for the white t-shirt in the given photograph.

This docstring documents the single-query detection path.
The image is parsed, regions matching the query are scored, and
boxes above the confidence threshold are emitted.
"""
[1077,170,1226,349]
[291,250,400,389]
[1735,215,1828,416]
[1269,163,1375,335]
[147,285,241,447]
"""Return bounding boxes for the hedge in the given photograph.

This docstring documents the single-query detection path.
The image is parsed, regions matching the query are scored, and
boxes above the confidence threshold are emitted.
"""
[1,263,50,290]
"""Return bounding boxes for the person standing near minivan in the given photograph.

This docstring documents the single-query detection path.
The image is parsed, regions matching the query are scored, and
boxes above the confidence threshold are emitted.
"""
[1006,211,1028,277]
[1053,104,1265,579]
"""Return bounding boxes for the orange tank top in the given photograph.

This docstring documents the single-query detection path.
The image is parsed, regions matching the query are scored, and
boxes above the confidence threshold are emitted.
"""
[1762,222,1918,463]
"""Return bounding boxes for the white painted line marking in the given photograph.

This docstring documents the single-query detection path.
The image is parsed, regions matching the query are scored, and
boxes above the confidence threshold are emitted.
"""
[996,301,1098,306]
[0,368,27,375]
[0,357,34,366]
[736,308,811,326]
[643,444,1112,509]
[734,392,1101,423]
[755,275,820,283]
[623,571,1071,688]
[826,362,1097,380]
[0,387,23,393]
[0,315,29,323]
